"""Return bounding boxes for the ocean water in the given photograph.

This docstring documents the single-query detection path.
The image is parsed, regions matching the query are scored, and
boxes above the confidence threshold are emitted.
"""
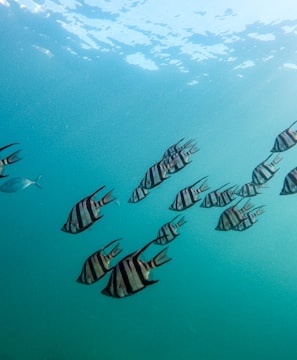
[1,1,297,359]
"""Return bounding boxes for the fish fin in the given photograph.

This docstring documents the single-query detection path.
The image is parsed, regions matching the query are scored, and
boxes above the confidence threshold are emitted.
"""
[198,179,210,193]
[152,247,172,267]
[183,138,196,149]
[288,120,297,130]
[89,185,106,199]
[5,150,22,164]
[177,215,187,226]
[273,154,282,165]
[190,176,208,188]
[110,243,123,258]
[99,189,116,206]
[34,175,42,189]
[0,143,19,152]
[242,199,254,212]
[104,238,123,258]
[188,144,199,154]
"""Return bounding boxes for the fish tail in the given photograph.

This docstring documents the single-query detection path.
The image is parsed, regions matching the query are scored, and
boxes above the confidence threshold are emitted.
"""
[109,242,123,258]
[183,138,196,149]
[242,199,254,212]
[188,144,199,154]
[273,154,282,165]
[255,205,265,216]
[34,175,42,189]
[100,189,116,205]
[177,215,187,227]
[199,178,210,193]
[151,247,172,268]
[0,143,19,152]
[4,150,22,165]
[167,155,179,169]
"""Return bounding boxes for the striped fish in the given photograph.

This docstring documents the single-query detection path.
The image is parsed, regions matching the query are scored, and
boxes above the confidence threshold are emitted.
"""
[215,199,254,231]
[165,145,199,174]
[163,138,196,158]
[280,167,297,195]
[271,120,297,152]
[200,183,230,208]
[235,182,265,197]
[217,185,238,207]
[0,143,22,178]
[128,185,149,203]
[101,240,172,298]
[169,176,210,211]
[154,215,187,245]
[61,185,116,234]
[77,239,123,285]
[251,154,282,185]
[140,156,178,189]
[232,206,265,231]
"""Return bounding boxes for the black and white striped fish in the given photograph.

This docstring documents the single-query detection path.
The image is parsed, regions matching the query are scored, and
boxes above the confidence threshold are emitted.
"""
[235,182,265,197]
[165,145,199,174]
[271,120,297,152]
[154,215,187,245]
[215,199,254,231]
[169,176,210,211]
[140,156,178,189]
[280,167,297,195]
[163,138,196,158]
[0,143,22,178]
[251,154,282,185]
[200,183,230,208]
[61,186,116,234]
[216,185,238,207]
[77,239,123,285]
[128,185,149,203]
[232,206,265,231]
[101,240,171,298]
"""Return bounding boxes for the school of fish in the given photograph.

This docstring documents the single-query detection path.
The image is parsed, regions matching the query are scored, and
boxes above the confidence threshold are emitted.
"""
[2,120,297,299]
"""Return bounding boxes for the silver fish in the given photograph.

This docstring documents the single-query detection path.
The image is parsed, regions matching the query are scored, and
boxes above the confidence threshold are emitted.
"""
[0,175,42,193]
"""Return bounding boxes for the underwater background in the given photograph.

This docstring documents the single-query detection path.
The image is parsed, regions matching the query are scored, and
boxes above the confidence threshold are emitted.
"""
[1,1,297,359]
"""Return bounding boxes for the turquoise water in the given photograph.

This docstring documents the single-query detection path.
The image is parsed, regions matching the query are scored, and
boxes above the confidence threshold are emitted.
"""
[2,2,297,359]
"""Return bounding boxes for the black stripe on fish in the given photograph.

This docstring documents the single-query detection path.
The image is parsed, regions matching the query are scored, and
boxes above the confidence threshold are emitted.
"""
[236,183,261,197]
[271,121,297,152]
[102,240,171,298]
[252,164,276,184]
[128,186,149,203]
[77,240,123,284]
[61,186,114,234]
[280,167,297,195]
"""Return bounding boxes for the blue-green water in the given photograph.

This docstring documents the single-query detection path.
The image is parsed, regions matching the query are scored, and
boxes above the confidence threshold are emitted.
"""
[1,2,297,359]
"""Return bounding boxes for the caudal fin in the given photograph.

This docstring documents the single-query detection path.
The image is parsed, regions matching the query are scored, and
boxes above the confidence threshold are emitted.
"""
[99,189,116,206]
[151,247,172,268]
[34,175,42,189]
[5,150,22,165]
